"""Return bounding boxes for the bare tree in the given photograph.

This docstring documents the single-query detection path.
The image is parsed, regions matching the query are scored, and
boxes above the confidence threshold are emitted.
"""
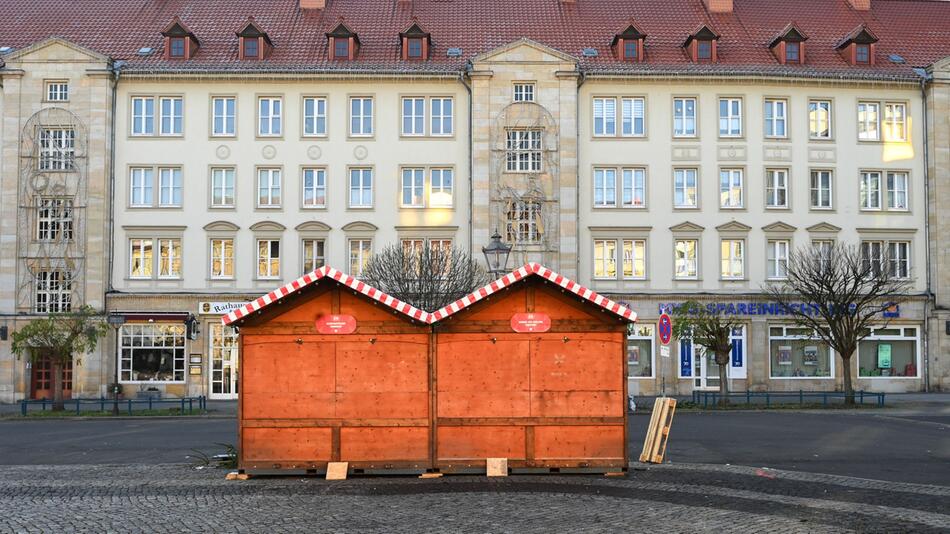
[765,242,912,404]
[671,300,744,405]
[361,244,491,311]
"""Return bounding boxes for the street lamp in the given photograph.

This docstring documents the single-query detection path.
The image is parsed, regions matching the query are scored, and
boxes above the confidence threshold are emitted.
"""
[482,230,512,277]
[106,313,126,415]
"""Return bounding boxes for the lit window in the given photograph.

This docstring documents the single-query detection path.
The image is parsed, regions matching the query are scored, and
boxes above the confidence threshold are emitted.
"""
[258,97,282,136]
[129,238,153,278]
[407,38,423,58]
[593,97,616,136]
[673,98,697,137]
[505,129,542,172]
[35,197,74,242]
[119,324,186,383]
[593,239,617,279]
[349,239,372,276]
[764,99,787,138]
[674,239,698,279]
[809,99,832,139]
[169,37,186,58]
[622,239,646,279]
[883,103,906,142]
[131,97,155,135]
[159,97,183,136]
[158,238,182,279]
[212,97,236,136]
[506,200,543,244]
[159,168,182,207]
[130,168,154,207]
[257,239,280,279]
[765,169,788,208]
[401,168,425,207]
[858,102,880,141]
[720,239,744,280]
[349,167,373,208]
[674,168,698,208]
[860,171,882,210]
[767,240,789,279]
[243,38,259,58]
[513,83,535,102]
[303,97,327,136]
[257,168,281,208]
[34,271,72,313]
[719,169,743,208]
[718,98,742,137]
[430,168,454,207]
[855,44,870,64]
[210,239,234,279]
[402,97,425,136]
[621,97,645,137]
[350,97,373,136]
[210,168,235,208]
[810,170,833,209]
[431,98,453,136]
[302,239,326,274]
[886,172,909,211]
[39,128,75,171]
[302,168,326,208]
[46,81,69,102]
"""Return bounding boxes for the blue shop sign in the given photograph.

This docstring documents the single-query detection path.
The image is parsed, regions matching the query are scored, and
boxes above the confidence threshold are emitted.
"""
[657,301,900,318]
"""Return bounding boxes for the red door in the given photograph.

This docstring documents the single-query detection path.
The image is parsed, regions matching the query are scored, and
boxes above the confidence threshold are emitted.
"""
[31,357,73,400]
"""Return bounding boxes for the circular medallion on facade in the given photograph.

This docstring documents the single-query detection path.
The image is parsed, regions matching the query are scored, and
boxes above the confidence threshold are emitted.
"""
[353,145,368,160]
[215,145,231,160]
[262,145,277,160]
[307,145,322,160]
[30,174,50,192]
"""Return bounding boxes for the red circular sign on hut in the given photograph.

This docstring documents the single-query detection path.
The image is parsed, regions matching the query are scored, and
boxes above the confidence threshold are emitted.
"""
[315,314,357,334]
[510,312,551,333]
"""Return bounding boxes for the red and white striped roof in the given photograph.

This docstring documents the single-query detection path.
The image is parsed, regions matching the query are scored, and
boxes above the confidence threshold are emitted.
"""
[429,263,637,323]
[221,265,429,326]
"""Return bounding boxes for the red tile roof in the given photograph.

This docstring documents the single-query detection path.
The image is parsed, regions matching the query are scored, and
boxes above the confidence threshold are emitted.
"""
[1,0,949,80]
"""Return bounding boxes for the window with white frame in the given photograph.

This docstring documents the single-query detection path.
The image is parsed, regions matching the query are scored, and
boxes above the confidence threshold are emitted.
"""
[622,168,646,208]
[860,240,885,276]
[674,168,698,208]
[720,239,744,279]
[719,168,743,208]
[303,97,327,136]
[158,167,182,207]
[159,97,183,136]
[431,97,453,135]
[430,168,454,207]
[888,241,911,279]
[883,103,906,142]
[129,238,153,278]
[719,98,742,137]
[302,239,326,274]
[513,83,535,102]
[673,97,697,137]
[594,167,646,208]
[46,81,69,102]
[674,239,698,279]
[210,238,234,279]
[593,97,616,136]
[158,238,182,279]
[256,239,280,279]
[621,97,646,137]
[862,240,910,279]
[34,270,72,313]
[119,323,185,383]
[622,238,646,279]
[130,168,154,207]
[349,167,373,208]
[886,171,909,211]
[402,97,425,136]
[858,326,919,378]
[769,326,833,379]
[628,324,655,378]
[810,170,833,209]
[764,99,787,138]
[349,97,373,136]
[257,168,281,208]
[349,239,372,276]
[131,96,155,135]
[808,99,832,139]
[35,197,74,242]
[212,97,236,136]
[860,171,882,210]
[767,239,789,279]
[210,168,235,208]
[505,129,542,172]
[506,199,543,244]
[258,97,282,136]
[593,168,617,207]
[39,128,75,170]
[401,167,425,207]
[858,102,879,141]
[302,168,327,208]
[766,169,788,208]
[813,240,834,272]
[593,239,617,279]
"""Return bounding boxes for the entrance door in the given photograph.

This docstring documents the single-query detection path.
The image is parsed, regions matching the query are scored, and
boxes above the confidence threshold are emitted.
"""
[693,347,720,390]
[30,357,73,400]
[209,324,239,399]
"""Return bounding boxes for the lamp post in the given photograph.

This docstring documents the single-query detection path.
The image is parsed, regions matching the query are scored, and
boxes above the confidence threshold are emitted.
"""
[106,313,126,415]
[482,230,512,277]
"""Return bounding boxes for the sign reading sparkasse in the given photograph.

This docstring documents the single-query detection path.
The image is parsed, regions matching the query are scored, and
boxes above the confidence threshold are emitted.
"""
[510,312,551,333]
[315,314,357,335]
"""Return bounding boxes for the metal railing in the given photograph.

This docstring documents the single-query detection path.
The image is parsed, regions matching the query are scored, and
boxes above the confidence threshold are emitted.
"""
[690,390,885,408]
[20,396,207,416]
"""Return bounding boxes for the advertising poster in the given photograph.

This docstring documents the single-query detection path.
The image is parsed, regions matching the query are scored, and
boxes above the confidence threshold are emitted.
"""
[628,345,640,365]
[878,344,892,369]
[803,346,819,366]
[778,345,792,365]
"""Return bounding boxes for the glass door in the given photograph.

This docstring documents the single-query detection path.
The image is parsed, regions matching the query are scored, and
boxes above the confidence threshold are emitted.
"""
[209,324,239,400]
[693,346,720,390]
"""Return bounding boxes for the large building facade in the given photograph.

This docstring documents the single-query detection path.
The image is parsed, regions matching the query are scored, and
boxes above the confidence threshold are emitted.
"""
[1,0,950,401]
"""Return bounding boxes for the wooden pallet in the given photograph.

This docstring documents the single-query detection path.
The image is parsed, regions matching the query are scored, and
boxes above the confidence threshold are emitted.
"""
[639,397,677,464]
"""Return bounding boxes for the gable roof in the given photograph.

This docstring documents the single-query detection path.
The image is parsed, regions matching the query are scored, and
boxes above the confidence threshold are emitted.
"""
[429,263,637,323]
[222,265,429,326]
[769,23,809,47]
[236,17,273,45]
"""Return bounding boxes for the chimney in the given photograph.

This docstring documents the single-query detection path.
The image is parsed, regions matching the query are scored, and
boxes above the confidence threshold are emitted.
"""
[702,0,733,13]
[301,0,326,9]
[847,0,870,10]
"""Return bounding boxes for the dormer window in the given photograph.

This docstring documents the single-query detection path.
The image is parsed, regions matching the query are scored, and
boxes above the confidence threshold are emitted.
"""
[769,24,808,65]
[408,38,423,58]
[169,37,186,58]
[326,22,359,61]
[611,22,646,62]
[684,25,720,63]
[400,22,431,60]
[161,18,199,60]
[334,39,350,59]
[236,18,273,60]
[785,42,800,63]
[855,43,870,64]
[697,40,712,60]
[244,38,259,58]
[835,24,878,66]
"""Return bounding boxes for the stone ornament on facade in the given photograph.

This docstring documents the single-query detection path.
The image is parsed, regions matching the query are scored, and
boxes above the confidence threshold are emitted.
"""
[353,145,368,160]
[215,145,230,160]
[261,145,276,160]
[306,145,322,160]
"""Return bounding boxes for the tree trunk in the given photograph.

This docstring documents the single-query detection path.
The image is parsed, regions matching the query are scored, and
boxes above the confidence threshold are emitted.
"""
[841,351,855,405]
[51,359,65,412]
[717,351,730,406]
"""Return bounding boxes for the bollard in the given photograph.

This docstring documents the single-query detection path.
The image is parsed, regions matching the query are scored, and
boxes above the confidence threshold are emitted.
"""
[76,399,81,415]
[128,399,133,415]
[20,400,26,417]
[189,398,194,414]
[799,389,803,405]
[100,397,105,412]
[180,398,185,414]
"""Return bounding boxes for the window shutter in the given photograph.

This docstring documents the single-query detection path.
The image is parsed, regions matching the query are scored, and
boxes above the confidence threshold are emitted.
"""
[679,340,692,377]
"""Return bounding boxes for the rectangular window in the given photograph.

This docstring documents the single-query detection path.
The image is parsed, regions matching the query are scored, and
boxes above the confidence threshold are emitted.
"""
[674,239,698,279]
[764,99,787,138]
[35,197,74,242]
[622,168,646,208]
[593,97,616,136]
[513,83,535,102]
[674,168,698,208]
[506,200,543,244]
[719,168,743,208]
[862,241,911,279]
[886,171,909,211]
[302,239,326,274]
[334,38,350,59]
[719,98,742,137]
[158,238,182,279]
[159,97,183,136]
[810,170,833,209]
[169,37,186,58]
[210,168,235,208]
[130,168,154,207]
[402,97,425,136]
[883,103,906,142]
[720,239,744,279]
[624,41,639,61]
[302,168,327,208]
[349,239,372,276]
[785,42,800,63]
[401,167,425,207]
[257,239,280,279]
[809,99,832,139]
[129,238,153,278]
[858,102,880,141]
[621,97,645,137]
[119,324,186,383]
[303,97,327,137]
[210,239,234,279]
[258,97,282,136]
[861,240,885,276]
[858,326,919,378]
[243,38,259,58]
[623,239,646,279]
[769,326,834,379]
[860,171,882,210]
[505,129,542,172]
[131,97,155,135]
[158,167,182,207]
[888,241,911,279]
[46,81,69,102]
[855,43,870,64]
[212,97,236,137]
[34,271,72,313]
[767,240,789,279]
[697,40,712,60]
[628,324,655,379]
[349,167,373,208]
[430,168,454,207]
[813,240,834,272]
[257,168,281,208]
[594,168,617,207]
[39,128,75,170]
[766,169,788,208]
[673,97,697,137]
[407,38,423,58]
[593,239,617,279]
[430,97,453,136]
[350,97,373,136]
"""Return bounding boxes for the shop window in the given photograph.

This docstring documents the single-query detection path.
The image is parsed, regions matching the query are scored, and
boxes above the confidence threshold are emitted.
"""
[858,327,919,378]
[769,326,834,379]
[627,324,655,378]
[119,323,186,382]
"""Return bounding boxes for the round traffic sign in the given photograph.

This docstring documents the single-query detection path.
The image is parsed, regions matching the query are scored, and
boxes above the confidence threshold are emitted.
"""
[658,313,673,345]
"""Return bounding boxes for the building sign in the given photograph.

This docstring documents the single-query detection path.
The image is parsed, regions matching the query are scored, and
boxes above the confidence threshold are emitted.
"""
[658,301,900,318]
[199,302,251,316]
[315,314,357,335]
[658,314,673,345]
[510,313,551,333]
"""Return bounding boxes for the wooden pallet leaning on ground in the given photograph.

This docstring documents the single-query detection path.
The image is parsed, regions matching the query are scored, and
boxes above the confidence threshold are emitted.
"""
[639,397,677,464]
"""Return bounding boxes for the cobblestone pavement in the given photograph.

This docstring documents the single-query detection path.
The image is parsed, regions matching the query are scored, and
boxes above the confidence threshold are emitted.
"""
[1,463,947,533]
